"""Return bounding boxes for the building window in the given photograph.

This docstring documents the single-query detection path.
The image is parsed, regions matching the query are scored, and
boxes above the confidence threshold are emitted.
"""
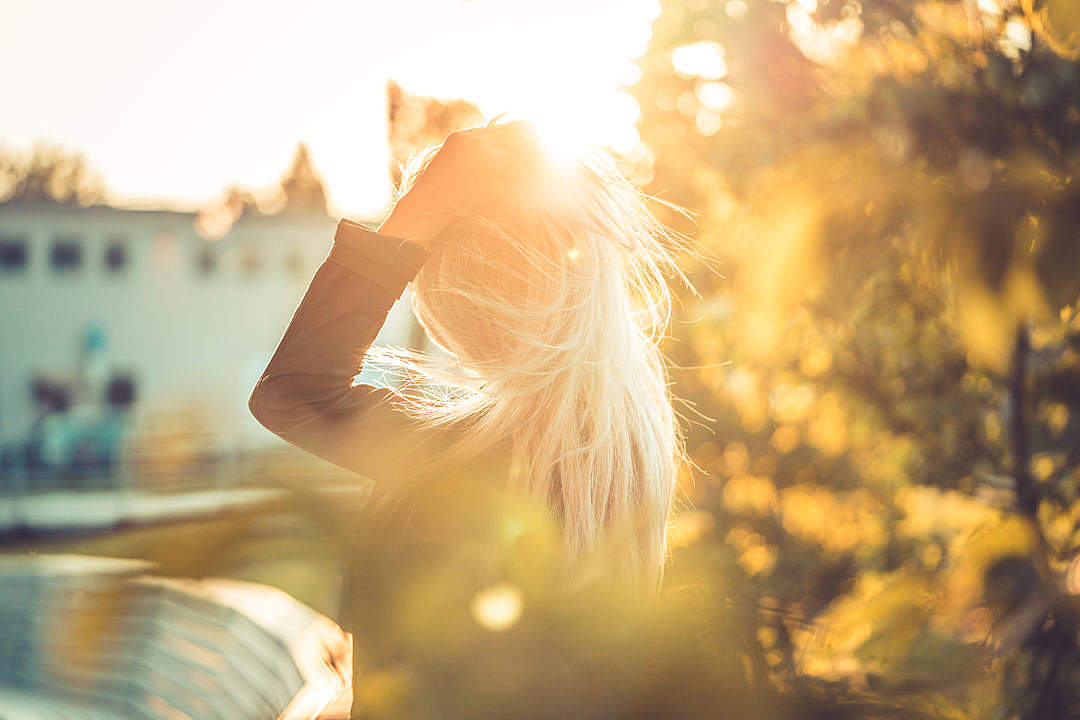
[31,377,71,414]
[0,237,28,272]
[107,373,137,410]
[51,237,83,272]
[104,240,129,273]
[196,247,217,276]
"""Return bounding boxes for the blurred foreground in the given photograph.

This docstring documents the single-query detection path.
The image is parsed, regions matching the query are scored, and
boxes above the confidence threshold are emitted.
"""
[0,554,351,719]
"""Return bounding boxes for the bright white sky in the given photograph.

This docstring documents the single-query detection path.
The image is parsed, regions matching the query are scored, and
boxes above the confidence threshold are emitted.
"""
[1,0,658,217]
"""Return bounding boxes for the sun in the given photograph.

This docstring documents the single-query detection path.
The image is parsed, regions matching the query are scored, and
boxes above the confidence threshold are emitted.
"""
[509,90,643,169]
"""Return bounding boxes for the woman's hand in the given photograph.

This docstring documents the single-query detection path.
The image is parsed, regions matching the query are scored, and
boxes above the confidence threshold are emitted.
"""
[378,124,528,246]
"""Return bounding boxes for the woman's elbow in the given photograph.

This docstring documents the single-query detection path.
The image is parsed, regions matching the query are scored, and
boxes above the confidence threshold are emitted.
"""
[248,375,334,438]
[248,380,268,423]
[248,377,289,435]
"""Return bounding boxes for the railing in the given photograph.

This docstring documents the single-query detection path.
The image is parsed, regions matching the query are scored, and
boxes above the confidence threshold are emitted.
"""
[0,431,364,536]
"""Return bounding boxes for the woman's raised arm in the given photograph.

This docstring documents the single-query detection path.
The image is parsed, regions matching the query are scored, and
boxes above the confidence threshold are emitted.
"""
[248,219,437,483]
[250,125,523,482]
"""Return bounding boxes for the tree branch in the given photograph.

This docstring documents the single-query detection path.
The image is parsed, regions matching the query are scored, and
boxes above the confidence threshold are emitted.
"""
[1009,323,1039,519]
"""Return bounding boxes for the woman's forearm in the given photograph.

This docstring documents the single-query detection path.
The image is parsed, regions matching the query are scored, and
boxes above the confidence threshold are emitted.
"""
[376,195,442,249]
[248,220,428,461]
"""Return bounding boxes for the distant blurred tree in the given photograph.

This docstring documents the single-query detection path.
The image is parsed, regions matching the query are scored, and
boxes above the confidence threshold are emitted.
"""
[0,143,105,206]
[384,80,483,350]
[386,80,484,190]
[634,0,1080,716]
[279,143,330,214]
[193,144,329,238]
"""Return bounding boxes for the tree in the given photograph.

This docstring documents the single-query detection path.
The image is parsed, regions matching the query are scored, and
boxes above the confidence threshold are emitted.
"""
[0,143,105,207]
[386,80,484,190]
[194,144,330,238]
[634,0,1080,715]
[279,143,329,214]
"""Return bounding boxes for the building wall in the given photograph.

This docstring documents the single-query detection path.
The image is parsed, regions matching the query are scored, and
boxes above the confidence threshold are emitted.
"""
[0,204,418,450]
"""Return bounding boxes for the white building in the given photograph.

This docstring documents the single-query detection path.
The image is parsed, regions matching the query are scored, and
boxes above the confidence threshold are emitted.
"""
[0,202,419,456]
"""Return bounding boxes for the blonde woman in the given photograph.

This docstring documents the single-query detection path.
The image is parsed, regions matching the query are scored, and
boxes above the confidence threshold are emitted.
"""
[249,121,687,591]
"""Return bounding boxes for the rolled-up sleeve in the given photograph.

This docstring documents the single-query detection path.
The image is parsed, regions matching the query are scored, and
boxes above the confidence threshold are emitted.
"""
[248,219,439,483]
[327,219,429,292]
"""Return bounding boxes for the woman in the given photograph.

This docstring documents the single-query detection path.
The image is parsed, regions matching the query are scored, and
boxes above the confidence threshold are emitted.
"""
[249,121,688,592]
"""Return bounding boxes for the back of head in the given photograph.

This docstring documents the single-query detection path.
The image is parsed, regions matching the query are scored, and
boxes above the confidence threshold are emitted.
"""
[395,121,686,591]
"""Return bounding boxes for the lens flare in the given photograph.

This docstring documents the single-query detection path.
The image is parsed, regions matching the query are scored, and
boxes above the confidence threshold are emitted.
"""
[470,583,524,631]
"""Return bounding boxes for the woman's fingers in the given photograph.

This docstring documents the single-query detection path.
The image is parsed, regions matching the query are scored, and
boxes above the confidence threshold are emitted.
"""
[439,127,518,174]
[405,121,539,221]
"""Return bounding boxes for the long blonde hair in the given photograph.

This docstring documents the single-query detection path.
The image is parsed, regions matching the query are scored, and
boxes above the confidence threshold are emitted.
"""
[378,121,688,589]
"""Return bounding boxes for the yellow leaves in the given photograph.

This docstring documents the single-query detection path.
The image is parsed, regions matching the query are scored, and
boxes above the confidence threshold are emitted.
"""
[799,346,833,377]
[739,544,778,576]
[779,485,885,554]
[917,2,984,44]
[1067,554,1080,594]
[954,286,1010,369]
[1031,452,1060,481]
[723,474,778,516]
[896,486,999,539]
[1022,0,1080,59]
[725,526,777,576]
[897,488,1042,619]
[780,485,832,544]
[770,425,801,454]
[768,380,816,424]
[946,515,1041,612]
[954,515,1039,564]
[953,265,1051,371]
[737,192,823,360]
[921,542,944,570]
[794,571,937,680]
[884,36,930,80]
[757,625,777,649]
[795,506,1049,689]
[805,391,848,457]
[1038,500,1080,551]
[721,441,751,475]
[984,411,1003,443]
[724,367,769,433]
[1042,402,1070,437]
